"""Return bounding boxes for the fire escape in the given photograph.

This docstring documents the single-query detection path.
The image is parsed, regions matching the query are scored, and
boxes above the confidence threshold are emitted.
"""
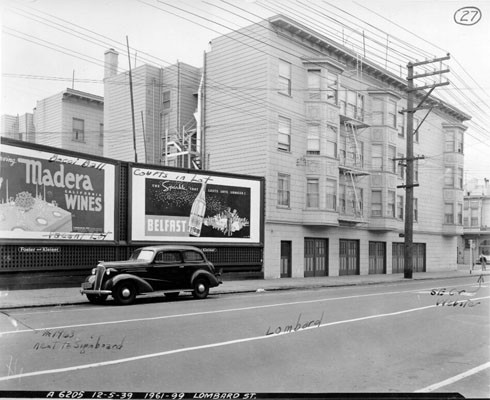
[338,97,370,224]
[162,116,201,169]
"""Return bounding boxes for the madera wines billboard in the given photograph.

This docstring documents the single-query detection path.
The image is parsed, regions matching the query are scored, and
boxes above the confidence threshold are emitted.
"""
[130,166,262,244]
[0,143,116,241]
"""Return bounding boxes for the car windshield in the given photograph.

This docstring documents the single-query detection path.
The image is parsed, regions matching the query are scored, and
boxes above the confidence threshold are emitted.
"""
[130,249,154,261]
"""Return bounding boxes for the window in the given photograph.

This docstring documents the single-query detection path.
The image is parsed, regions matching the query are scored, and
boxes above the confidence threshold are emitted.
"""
[388,146,396,173]
[457,203,463,224]
[163,91,171,109]
[445,130,455,152]
[387,100,397,128]
[278,116,291,152]
[326,125,337,158]
[339,184,346,213]
[99,123,104,146]
[371,98,384,125]
[155,251,182,263]
[371,190,382,216]
[183,251,204,262]
[444,167,454,187]
[414,159,419,183]
[372,144,383,170]
[326,140,337,158]
[307,69,321,99]
[456,131,464,153]
[72,118,85,142]
[307,124,320,154]
[326,179,337,210]
[346,90,357,119]
[398,113,405,137]
[387,190,396,217]
[457,168,463,189]
[306,179,319,208]
[397,152,405,179]
[340,87,364,120]
[278,173,290,207]
[413,198,418,222]
[444,203,454,224]
[326,70,338,103]
[279,59,291,96]
[397,195,404,219]
[471,207,479,227]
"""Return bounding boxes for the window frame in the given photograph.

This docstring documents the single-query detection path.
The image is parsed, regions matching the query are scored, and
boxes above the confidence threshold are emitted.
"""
[306,178,320,209]
[278,59,292,96]
[278,116,291,152]
[306,123,321,155]
[72,118,85,142]
[277,173,291,207]
[371,190,382,217]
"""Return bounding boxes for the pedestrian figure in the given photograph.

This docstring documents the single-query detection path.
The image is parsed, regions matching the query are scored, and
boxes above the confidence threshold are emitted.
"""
[481,256,487,271]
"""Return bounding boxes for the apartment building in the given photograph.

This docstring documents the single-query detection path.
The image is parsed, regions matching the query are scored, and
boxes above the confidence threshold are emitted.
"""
[204,15,470,278]
[1,113,35,142]
[103,49,202,167]
[461,178,490,265]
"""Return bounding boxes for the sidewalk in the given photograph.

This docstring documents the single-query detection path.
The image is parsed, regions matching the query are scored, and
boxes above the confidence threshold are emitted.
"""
[0,265,487,309]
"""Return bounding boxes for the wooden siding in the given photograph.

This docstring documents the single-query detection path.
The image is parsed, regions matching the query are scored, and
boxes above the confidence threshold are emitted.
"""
[34,93,63,148]
[205,23,270,177]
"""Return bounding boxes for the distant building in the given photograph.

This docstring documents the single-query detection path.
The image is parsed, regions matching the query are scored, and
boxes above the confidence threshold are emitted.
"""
[33,88,104,156]
[1,113,35,142]
[204,15,471,278]
[1,89,103,157]
[103,48,202,167]
[461,178,490,265]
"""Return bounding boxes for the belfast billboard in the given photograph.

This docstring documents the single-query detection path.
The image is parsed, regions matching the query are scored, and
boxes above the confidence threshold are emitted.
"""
[0,143,116,241]
[131,166,262,244]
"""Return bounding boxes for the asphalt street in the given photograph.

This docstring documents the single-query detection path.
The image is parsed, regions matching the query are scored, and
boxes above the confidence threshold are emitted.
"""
[0,276,488,397]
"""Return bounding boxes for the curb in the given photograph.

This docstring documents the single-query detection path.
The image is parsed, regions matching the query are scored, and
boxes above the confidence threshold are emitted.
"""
[2,272,485,310]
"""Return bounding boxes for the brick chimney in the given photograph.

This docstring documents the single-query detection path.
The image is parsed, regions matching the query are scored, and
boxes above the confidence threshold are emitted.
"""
[104,48,119,79]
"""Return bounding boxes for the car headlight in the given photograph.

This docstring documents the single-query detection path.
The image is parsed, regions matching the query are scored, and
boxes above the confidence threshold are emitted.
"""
[91,268,97,275]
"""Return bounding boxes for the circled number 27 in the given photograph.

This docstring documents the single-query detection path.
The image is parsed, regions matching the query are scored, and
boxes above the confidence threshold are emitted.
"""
[454,6,482,25]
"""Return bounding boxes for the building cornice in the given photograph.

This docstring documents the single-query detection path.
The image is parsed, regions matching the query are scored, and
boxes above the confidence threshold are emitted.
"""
[269,15,471,122]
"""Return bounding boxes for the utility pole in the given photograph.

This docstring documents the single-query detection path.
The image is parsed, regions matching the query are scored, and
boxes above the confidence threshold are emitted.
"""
[401,54,450,279]
[127,36,138,163]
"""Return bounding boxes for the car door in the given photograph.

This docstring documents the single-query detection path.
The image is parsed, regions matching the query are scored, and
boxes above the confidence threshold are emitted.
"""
[149,250,184,290]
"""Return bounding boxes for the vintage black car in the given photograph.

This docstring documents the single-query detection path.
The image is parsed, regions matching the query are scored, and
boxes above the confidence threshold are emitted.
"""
[81,245,222,305]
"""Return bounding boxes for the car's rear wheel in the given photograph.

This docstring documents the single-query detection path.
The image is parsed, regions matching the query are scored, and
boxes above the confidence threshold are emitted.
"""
[164,292,180,299]
[192,277,210,299]
[113,281,137,305]
[86,294,108,305]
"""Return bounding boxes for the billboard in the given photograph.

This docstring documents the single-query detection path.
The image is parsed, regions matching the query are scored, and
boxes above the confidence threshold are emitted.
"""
[0,143,116,241]
[131,166,262,243]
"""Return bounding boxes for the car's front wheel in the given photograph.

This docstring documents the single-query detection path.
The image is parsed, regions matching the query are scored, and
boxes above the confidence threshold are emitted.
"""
[192,277,210,299]
[86,294,108,305]
[113,281,137,305]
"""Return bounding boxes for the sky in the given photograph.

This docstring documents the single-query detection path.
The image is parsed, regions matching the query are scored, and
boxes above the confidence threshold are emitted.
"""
[1,0,489,182]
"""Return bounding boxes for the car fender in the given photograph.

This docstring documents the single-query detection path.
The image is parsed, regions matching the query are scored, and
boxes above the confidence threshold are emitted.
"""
[191,270,220,287]
[104,274,153,293]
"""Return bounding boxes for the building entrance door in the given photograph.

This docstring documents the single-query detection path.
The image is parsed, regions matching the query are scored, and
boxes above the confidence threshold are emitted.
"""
[369,241,386,274]
[392,242,426,273]
[304,238,328,277]
[280,241,292,278]
[339,239,359,275]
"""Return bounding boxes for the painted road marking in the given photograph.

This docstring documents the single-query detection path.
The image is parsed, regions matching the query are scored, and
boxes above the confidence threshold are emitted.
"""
[1,285,488,335]
[0,301,471,382]
[416,361,490,392]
